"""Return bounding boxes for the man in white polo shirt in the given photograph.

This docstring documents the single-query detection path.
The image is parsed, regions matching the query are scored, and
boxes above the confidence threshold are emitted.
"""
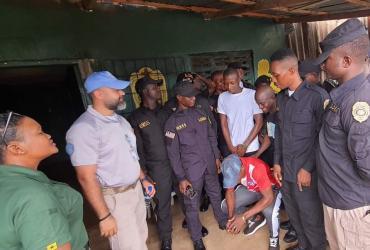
[66,71,155,250]
[218,68,263,157]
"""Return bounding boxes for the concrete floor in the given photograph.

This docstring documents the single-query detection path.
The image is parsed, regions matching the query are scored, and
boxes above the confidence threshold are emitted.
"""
[87,201,299,250]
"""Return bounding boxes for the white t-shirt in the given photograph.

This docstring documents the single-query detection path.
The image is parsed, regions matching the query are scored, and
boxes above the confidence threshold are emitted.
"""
[218,88,262,153]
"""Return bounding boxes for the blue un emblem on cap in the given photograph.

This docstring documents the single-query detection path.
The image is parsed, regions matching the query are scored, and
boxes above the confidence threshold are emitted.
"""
[65,143,74,156]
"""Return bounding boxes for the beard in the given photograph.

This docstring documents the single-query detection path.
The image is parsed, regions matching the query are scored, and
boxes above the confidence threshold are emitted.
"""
[116,101,127,111]
[104,97,125,111]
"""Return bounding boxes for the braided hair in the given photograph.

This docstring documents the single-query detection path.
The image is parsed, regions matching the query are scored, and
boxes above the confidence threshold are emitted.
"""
[0,112,24,164]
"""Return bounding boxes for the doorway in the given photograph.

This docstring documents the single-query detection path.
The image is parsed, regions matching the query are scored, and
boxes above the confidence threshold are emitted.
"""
[0,64,85,188]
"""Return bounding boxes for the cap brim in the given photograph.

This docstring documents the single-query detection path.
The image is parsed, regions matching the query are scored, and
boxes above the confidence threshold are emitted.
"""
[107,79,130,90]
[313,49,332,65]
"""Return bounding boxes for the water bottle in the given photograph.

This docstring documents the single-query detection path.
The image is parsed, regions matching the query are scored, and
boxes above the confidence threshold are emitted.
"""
[145,186,153,218]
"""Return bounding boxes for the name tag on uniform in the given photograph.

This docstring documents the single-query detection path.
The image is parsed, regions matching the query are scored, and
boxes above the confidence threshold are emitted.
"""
[139,120,150,129]
[176,123,187,131]
[198,116,207,123]
[165,131,175,139]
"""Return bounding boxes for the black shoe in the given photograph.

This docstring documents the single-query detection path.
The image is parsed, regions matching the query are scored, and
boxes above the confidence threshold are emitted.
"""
[182,219,208,237]
[283,227,298,243]
[218,224,226,230]
[193,239,206,250]
[200,196,210,212]
[280,220,291,230]
[285,243,306,250]
[201,226,209,237]
[243,217,266,236]
[161,239,172,250]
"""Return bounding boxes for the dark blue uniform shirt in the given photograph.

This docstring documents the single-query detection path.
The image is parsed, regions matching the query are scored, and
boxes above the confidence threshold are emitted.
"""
[164,108,220,182]
[274,81,329,182]
[318,73,370,210]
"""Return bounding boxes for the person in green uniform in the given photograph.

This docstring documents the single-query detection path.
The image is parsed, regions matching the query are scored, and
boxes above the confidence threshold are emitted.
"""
[0,111,88,250]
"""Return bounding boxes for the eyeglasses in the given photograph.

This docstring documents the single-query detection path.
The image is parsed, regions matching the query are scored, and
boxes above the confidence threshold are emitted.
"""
[1,111,21,147]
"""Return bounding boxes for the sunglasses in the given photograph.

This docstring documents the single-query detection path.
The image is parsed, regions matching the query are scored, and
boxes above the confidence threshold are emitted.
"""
[1,111,21,146]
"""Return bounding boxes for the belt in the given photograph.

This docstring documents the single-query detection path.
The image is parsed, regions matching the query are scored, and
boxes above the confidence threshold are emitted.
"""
[101,180,138,195]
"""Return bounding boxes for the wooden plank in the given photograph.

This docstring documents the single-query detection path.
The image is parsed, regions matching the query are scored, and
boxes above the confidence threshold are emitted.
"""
[207,0,313,19]
[219,0,255,5]
[99,0,283,20]
[278,8,370,23]
[346,0,370,7]
[97,0,221,13]
[272,6,327,15]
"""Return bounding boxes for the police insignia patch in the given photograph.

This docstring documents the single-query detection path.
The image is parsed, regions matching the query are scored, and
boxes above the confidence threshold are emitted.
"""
[165,131,175,139]
[323,99,330,110]
[46,242,58,250]
[352,102,370,123]
[198,116,207,123]
[139,120,150,129]
[65,143,74,156]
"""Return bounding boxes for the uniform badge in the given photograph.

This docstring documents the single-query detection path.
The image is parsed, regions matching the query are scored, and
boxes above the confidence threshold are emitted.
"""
[46,242,58,250]
[352,101,370,123]
[176,123,187,131]
[323,99,330,110]
[65,143,74,156]
[139,120,150,129]
[198,116,207,123]
[165,131,175,139]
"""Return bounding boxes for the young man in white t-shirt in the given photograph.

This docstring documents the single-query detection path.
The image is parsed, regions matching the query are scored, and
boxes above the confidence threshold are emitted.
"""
[218,68,263,157]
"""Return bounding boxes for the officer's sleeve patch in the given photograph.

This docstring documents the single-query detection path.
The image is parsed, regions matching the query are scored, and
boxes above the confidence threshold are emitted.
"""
[139,120,150,129]
[165,131,175,139]
[352,101,369,123]
[46,242,58,250]
[65,143,74,156]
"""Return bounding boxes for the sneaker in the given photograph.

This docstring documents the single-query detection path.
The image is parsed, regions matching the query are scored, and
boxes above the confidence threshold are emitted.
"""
[243,217,266,236]
[269,237,279,250]
[283,226,298,243]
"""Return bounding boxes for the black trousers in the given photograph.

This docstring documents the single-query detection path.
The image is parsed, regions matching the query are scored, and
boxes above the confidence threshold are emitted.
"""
[281,177,326,250]
[149,165,175,241]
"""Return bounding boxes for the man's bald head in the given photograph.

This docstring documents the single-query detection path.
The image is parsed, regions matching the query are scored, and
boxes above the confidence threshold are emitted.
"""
[255,85,276,114]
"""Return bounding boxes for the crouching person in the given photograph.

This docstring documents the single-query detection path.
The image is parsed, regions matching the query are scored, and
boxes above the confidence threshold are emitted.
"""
[221,154,282,250]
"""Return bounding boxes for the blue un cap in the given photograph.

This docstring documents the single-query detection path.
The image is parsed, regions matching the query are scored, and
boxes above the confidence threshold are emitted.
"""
[221,154,242,189]
[85,71,130,94]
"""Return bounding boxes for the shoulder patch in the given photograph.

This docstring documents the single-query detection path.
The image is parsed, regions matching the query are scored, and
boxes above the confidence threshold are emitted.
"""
[46,242,58,250]
[165,131,175,139]
[176,123,187,131]
[65,143,74,156]
[139,120,150,129]
[352,101,369,123]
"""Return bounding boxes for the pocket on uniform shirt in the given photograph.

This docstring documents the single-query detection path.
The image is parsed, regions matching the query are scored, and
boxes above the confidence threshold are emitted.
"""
[324,111,341,129]
[291,111,313,138]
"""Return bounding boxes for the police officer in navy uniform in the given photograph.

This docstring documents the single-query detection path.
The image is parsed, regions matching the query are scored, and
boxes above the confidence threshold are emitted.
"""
[270,48,328,250]
[128,76,173,250]
[165,81,227,250]
[129,76,208,250]
[315,18,370,250]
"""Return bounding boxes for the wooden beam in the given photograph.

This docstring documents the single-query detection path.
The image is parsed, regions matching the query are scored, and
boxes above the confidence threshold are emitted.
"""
[206,0,313,19]
[218,0,255,5]
[97,0,220,14]
[278,8,370,23]
[272,6,327,15]
[346,0,370,7]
